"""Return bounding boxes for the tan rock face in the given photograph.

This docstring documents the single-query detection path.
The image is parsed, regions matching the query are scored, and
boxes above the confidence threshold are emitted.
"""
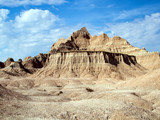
[88,33,109,51]
[0,61,30,77]
[22,53,49,69]
[9,62,24,68]
[24,56,32,61]
[33,51,143,80]
[4,58,14,67]
[51,38,78,53]
[50,27,91,53]
[89,34,138,54]
[0,53,49,77]
[71,27,91,49]
[136,52,160,70]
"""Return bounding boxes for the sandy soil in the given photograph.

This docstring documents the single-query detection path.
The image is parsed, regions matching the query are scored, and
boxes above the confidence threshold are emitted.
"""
[0,76,160,120]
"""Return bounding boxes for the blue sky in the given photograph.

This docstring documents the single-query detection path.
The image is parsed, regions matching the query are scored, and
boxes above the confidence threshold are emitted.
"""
[0,0,160,61]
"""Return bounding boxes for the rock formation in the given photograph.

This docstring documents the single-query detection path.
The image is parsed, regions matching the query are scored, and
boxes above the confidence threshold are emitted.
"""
[71,27,91,49]
[1,27,160,78]
[4,58,14,67]
[0,61,30,77]
[0,62,5,68]
[34,51,145,80]
[88,34,160,69]
[50,27,160,70]
[0,54,49,77]
[18,59,22,63]
[50,27,91,53]
[22,53,49,69]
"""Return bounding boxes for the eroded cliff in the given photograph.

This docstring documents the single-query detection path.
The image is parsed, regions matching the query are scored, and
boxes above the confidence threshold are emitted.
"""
[34,51,144,80]
[50,27,160,70]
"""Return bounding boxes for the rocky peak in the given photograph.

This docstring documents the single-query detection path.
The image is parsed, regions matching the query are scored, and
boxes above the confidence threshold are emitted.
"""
[24,56,32,61]
[111,35,130,46]
[9,62,24,69]
[89,33,109,50]
[112,35,123,41]
[22,53,49,70]
[80,27,88,33]
[71,27,91,49]
[71,27,91,39]
[50,27,92,52]
[99,33,109,40]
[4,58,14,67]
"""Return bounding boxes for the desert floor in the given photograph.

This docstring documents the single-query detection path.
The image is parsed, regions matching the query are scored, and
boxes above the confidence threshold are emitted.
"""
[0,77,160,120]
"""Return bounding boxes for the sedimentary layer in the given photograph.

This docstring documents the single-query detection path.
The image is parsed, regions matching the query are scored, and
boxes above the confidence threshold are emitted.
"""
[34,51,144,80]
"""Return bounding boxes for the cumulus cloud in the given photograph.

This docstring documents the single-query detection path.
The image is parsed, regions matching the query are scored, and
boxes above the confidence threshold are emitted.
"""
[14,9,59,33]
[106,13,160,52]
[0,9,59,61]
[0,0,66,6]
[0,9,9,21]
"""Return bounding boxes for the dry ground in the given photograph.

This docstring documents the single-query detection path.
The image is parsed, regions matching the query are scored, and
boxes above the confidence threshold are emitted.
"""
[0,76,160,120]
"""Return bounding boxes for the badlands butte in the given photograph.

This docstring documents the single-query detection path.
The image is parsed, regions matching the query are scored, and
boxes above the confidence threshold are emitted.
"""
[0,27,160,120]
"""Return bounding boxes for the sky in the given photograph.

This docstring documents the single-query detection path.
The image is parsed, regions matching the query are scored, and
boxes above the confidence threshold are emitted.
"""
[0,0,160,61]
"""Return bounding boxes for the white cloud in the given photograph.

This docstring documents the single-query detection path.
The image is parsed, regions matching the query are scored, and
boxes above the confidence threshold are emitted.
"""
[114,9,144,20]
[0,9,9,22]
[0,0,66,6]
[14,9,59,33]
[0,9,11,51]
[105,13,160,51]
[113,5,158,21]
[0,9,59,61]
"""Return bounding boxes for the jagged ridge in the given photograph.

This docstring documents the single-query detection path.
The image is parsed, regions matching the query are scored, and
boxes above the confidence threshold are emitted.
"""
[50,27,160,70]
